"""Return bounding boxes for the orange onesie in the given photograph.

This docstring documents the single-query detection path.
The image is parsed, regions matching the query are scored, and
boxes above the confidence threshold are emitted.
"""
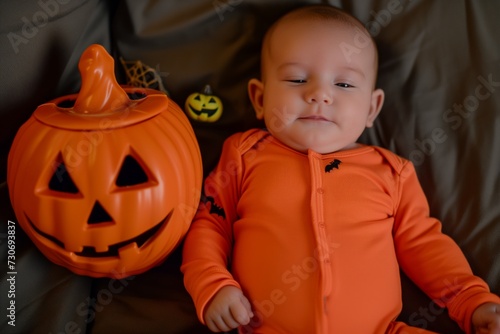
[181,129,500,334]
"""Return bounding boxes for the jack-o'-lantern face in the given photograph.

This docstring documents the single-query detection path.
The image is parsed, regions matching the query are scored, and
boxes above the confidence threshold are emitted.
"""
[7,45,202,278]
[32,153,173,260]
[185,85,223,122]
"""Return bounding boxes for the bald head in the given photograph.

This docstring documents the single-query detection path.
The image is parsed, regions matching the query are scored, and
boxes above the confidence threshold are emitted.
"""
[260,5,378,85]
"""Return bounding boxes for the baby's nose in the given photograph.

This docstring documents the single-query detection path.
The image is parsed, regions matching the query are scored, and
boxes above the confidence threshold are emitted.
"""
[305,85,333,104]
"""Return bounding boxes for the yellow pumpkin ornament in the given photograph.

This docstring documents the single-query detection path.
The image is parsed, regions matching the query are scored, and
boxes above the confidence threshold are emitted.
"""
[185,85,223,122]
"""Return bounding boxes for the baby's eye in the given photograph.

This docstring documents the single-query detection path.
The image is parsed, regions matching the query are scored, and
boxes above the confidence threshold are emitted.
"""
[286,79,307,84]
[336,83,354,88]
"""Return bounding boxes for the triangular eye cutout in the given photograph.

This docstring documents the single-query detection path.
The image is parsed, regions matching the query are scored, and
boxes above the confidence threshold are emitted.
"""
[49,161,79,194]
[88,201,113,225]
[116,155,149,187]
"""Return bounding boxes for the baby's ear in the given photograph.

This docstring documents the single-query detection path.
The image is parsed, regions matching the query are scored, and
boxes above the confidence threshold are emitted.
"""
[248,78,265,120]
[366,88,384,127]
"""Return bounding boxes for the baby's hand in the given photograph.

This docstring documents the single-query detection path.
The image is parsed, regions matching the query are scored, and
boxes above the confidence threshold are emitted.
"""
[471,302,500,334]
[204,285,254,332]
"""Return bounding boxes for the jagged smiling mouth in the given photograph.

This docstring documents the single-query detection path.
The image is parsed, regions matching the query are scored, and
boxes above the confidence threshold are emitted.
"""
[26,210,172,258]
[189,105,219,117]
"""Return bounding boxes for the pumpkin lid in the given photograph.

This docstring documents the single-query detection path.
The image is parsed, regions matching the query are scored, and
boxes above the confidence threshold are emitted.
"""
[34,44,167,130]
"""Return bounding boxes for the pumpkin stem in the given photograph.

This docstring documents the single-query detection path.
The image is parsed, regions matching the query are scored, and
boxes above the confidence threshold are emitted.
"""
[73,44,130,115]
[202,84,214,95]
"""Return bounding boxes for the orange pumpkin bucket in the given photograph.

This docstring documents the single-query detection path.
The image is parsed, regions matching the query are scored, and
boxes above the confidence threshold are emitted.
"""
[7,44,202,278]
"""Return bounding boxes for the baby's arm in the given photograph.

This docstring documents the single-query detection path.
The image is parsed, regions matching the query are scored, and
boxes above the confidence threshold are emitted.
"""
[204,286,254,333]
[471,302,500,334]
[392,161,500,332]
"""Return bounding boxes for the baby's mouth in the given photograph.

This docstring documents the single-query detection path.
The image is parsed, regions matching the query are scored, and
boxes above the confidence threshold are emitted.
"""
[298,115,331,122]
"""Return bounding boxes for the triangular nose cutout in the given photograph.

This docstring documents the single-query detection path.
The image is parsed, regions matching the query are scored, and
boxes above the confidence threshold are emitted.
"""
[88,201,113,225]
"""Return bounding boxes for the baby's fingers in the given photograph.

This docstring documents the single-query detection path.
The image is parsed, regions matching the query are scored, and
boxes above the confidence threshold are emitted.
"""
[229,298,253,326]
[206,314,239,333]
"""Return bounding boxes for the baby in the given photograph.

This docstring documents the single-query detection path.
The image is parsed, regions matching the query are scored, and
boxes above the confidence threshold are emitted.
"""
[181,5,500,333]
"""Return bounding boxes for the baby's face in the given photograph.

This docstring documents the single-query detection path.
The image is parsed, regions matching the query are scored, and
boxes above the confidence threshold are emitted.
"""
[251,18,384,153]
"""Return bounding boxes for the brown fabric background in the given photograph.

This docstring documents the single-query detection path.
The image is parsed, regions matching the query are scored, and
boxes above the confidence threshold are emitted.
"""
[1,0,499,333]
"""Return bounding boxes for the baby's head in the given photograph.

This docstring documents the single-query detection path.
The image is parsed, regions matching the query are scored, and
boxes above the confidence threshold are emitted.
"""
[248,5,385,154]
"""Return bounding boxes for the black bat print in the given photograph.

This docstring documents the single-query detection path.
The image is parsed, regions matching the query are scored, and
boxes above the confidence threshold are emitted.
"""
[204,196,226,219]
[325,159,341,173]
